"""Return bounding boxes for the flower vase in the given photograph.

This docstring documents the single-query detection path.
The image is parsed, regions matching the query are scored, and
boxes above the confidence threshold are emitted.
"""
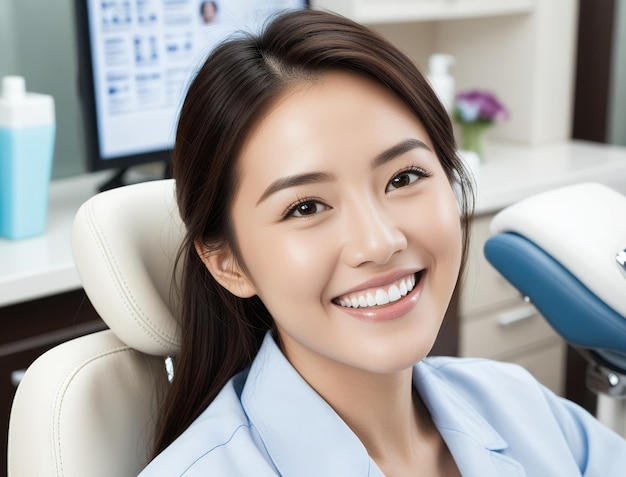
[460,122,490,162]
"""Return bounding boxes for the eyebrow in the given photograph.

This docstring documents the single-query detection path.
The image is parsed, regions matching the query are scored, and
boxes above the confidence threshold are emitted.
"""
[256,138,431,205]
[256,171,334,205]
[372,138,431,168]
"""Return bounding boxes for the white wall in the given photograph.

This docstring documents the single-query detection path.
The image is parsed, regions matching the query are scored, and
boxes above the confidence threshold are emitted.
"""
[2,0,86,179]
[0,0,18,77]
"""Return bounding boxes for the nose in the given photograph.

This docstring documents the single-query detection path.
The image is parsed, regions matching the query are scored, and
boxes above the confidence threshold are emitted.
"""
[340,199,408,268]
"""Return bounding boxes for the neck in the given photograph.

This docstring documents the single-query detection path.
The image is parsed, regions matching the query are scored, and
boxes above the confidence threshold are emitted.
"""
[281,341,459,476]
[330,369,420,459]
[286,349,436,463]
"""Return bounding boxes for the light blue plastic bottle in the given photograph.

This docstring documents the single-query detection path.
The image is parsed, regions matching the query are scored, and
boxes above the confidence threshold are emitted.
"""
[0,76,56,239]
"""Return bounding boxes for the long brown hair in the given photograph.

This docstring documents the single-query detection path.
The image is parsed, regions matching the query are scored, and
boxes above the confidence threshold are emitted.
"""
[153,8,475,455]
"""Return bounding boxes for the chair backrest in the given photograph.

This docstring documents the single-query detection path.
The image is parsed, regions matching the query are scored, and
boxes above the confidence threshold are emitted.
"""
[484,182,626,368]
[8,179,184,477]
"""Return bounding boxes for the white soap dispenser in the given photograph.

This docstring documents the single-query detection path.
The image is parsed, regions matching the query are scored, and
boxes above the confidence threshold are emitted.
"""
[0,76,56,239]
[427,54,455,114]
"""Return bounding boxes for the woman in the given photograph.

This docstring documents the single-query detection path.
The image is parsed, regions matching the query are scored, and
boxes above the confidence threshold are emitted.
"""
[199,1,218,24]
[140,9,625,476]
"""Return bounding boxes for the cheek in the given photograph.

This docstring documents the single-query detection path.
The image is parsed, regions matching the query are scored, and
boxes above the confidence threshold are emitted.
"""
[235,222,335,305]
[437,201,463,265]
[433,200,463,301]
[415,185,463,273]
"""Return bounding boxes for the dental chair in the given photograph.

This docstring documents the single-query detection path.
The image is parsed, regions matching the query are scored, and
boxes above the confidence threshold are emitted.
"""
[484,182,626,437]
[7,179,183,477]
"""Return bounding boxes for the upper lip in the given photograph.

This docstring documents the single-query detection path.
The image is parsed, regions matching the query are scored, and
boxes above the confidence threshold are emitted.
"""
[333,268,423,299]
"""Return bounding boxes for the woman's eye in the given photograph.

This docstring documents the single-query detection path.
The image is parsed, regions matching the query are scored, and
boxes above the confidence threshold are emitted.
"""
[284,199,329,219]
[386,168,428,192]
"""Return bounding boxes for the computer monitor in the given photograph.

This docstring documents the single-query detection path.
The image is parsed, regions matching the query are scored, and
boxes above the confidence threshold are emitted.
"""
[75,0,308,190]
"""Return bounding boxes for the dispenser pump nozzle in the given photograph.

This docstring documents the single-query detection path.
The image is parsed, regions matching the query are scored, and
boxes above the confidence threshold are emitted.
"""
[2,76,27,102]
[427,54,456,114]
[428,54,455,76]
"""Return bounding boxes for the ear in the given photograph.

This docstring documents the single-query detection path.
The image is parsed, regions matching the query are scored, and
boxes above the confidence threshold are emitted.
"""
[194,241,257,298]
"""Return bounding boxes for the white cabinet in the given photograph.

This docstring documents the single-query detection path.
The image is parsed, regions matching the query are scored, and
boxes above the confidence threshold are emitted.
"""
[310,0,579,148]
[456,140,626,398]
[310,0,534,24]
[459,213,566,395]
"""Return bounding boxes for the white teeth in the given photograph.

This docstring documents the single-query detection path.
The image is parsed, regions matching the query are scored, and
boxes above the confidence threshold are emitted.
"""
[399,280,408,296]
[375,289,389,306]
[388,284,401,302]
[336,273,419,309]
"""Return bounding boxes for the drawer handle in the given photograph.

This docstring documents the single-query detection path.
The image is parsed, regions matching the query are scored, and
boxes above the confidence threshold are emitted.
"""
[498,307,536,327]
[11,369,26,387]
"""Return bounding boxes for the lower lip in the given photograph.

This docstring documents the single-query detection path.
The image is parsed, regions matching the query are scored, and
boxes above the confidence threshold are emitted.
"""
[334,272,425,323]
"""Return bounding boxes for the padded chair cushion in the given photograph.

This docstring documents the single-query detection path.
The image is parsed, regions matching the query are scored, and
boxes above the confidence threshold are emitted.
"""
[485,233,626,361]
[8,330,168,477]
[72,180,183,356]
[489,182,626,319]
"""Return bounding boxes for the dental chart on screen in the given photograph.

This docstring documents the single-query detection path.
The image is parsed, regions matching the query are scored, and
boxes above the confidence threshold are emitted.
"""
[85,0,306,161]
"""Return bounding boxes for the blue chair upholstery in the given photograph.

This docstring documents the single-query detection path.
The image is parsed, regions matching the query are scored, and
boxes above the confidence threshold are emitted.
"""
[483,182,626,414]
[485,232,626,372]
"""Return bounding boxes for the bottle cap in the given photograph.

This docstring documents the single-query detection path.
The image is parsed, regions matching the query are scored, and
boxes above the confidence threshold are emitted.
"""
[0,75,55,128]
[2,76,27,102]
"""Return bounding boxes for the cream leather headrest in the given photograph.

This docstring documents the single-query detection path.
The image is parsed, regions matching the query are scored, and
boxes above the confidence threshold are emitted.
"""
[72,179,183,356]
[490,182,626,319]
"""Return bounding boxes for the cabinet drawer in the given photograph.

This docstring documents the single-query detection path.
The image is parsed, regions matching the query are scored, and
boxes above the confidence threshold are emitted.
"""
[509,341,566,395]
[460,301,558,359]
[460,214,520,316]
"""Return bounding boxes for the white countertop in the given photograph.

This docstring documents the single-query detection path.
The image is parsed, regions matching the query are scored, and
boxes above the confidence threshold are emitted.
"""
[1,140,626,308]
[0,171,110,307]
[475,140,626,214]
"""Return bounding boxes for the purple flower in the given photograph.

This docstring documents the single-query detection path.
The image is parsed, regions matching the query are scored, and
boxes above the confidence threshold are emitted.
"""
[454,90,509,124]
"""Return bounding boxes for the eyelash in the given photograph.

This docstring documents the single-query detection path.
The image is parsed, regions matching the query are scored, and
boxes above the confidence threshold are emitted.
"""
[386,166,432,192]
[282,196,328,220]
[281,166,432,220]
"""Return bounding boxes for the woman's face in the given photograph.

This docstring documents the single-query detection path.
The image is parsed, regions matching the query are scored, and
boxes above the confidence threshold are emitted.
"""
[201,2,217,23]
[208,71,462,376]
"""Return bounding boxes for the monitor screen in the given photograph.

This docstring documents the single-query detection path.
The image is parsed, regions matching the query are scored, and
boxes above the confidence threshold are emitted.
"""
[75,0,308,176]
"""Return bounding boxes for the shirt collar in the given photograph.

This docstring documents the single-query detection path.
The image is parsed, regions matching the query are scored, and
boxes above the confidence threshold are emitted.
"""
[242,333,521,476]
[413,360,508,451]
[241,333,383,477]
[413,360,524,476]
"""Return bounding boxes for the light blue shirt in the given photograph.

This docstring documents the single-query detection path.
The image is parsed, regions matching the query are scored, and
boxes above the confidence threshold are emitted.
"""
[140,333,626,476]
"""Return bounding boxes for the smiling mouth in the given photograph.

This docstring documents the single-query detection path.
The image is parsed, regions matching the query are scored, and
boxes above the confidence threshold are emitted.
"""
[333,272,423,309]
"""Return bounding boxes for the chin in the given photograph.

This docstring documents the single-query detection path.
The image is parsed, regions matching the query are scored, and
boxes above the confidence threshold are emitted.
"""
[349,337,437,375]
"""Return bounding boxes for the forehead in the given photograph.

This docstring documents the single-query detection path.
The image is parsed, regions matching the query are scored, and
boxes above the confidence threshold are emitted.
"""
[235,71,433,185]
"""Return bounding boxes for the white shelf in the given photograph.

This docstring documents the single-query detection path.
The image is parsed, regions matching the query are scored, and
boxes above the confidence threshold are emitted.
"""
[310,0,535,24]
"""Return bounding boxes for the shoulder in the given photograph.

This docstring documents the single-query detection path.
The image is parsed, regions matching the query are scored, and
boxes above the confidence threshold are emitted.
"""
[421,355,543,392]
[139,371,277,476]
[417,356,553,426]
[421,355,530,378]
[417,356,626,474]
[418,355,572,429]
